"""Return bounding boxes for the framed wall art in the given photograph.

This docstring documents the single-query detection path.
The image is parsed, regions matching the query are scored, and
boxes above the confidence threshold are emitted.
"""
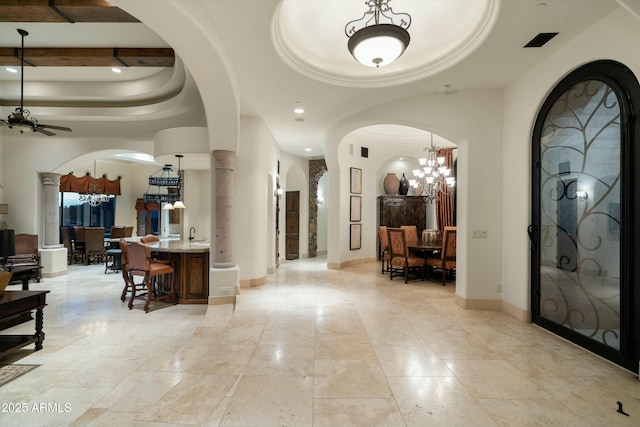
[350,167,362,194]
[350,223,362,250]
[350,195,361,222]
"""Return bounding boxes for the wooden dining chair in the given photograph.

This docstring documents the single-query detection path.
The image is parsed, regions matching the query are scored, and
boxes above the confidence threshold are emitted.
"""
[119,239,147,306]
[72,226,86,252]
[83,227,106,265]
[61,227,83,264]
[110,226,126,239]
[400,225,419,245]
[126,241,175,312]
[388,227,425,283]
[426,226,457,285]
[378,225,391,274]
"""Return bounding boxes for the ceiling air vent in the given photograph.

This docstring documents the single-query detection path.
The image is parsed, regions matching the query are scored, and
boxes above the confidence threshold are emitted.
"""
[524,32,558,48]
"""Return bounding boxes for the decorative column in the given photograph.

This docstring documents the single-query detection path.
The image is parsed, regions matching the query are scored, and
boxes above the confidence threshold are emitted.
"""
[308,159,327,258]
[209,150,238,304]
[213,150,235,268]
[41,173,62,248]
[40,172,67,277]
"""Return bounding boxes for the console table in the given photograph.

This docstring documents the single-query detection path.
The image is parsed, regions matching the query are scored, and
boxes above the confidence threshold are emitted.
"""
[5,264,43,290]
[0,290,49,359]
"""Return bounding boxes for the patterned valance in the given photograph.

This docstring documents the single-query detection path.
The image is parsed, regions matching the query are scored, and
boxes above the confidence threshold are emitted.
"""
[59,173,121,195]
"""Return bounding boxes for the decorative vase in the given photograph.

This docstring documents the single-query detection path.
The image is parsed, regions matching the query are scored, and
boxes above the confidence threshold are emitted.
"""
[383,173,400,195]
[399,173,409,195]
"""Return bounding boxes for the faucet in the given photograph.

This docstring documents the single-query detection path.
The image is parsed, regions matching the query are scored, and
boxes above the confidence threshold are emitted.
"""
[189,227,196,241]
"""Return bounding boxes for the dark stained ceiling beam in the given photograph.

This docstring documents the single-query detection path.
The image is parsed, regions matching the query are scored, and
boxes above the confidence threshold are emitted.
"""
[0,47,175,67]
[0,0,139,23]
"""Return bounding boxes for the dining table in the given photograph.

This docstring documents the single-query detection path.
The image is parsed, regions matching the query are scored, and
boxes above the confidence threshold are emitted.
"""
[408,240,441,263]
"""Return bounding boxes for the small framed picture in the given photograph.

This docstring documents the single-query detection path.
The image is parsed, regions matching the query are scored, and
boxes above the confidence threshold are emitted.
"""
[350,195,361,222]
[350,223,362,250]
[350,167,362,194]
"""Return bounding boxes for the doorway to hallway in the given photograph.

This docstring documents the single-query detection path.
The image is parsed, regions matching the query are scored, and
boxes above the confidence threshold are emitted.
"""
[286,191,300,260]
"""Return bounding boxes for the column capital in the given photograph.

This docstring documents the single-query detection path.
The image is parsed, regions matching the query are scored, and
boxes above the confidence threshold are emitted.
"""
[40,172,61,186]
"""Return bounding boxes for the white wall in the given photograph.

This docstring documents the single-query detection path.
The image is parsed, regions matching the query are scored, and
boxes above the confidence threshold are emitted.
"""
[182,169,211,242]
[502,6,640,314]
[317,172,328,254]
[233,115,280,281]
[2,131,156,238]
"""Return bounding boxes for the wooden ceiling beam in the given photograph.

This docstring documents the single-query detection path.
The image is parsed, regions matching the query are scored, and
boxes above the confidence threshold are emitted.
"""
[0,47,175,67]
[0,0,139,23]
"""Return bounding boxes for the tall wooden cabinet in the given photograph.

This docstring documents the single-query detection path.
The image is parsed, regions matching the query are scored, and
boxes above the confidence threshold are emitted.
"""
[378,195,428,242]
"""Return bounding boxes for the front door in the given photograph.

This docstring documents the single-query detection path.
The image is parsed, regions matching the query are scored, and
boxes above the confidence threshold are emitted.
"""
[285,191,300,260]
[531,61,640,373]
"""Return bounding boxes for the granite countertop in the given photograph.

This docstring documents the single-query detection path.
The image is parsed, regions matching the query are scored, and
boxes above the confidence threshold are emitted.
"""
[147,240,210,253]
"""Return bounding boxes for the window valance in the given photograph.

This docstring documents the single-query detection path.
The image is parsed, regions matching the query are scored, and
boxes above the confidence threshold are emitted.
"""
[59,173,121,195]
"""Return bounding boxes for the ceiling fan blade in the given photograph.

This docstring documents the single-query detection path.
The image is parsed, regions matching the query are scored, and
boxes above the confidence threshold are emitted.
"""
[36,128,56,136]
[0,120,9,127]
[40,124,72,132]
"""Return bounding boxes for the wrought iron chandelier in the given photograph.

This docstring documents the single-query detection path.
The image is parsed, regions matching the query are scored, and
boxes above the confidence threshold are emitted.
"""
[410,134,455,202]
[345,0,412,68]
[79,161,110,207]
[143,154,185,210]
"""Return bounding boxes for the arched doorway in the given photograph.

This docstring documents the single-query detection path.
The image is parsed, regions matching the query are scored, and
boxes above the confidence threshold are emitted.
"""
[531,60,640,373]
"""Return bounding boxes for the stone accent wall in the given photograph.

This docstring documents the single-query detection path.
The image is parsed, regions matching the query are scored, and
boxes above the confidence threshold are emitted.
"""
[308,159,327,258]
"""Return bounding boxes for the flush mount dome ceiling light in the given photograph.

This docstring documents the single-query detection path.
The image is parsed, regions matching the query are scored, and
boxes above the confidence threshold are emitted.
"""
[345,0,412,68]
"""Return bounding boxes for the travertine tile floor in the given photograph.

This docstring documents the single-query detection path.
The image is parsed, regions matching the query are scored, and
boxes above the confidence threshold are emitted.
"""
[1,257,639,426]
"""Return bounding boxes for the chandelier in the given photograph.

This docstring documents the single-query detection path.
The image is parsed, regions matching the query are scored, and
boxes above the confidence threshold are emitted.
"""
[410,134,456,202]
[345,0,412,68]
[143,154,186,210]
[79,161,110,207]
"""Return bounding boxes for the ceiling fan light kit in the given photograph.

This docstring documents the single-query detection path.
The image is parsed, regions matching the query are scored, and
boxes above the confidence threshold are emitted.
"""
[0,29,72,136]
[345,0,412,68]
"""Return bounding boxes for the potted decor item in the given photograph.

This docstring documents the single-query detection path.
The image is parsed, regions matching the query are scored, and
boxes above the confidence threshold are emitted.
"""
[399,173,409,195]
[383,173,400,195]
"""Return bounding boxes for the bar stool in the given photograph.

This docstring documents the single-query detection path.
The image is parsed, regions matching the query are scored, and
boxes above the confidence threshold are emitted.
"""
[126,241,175,312]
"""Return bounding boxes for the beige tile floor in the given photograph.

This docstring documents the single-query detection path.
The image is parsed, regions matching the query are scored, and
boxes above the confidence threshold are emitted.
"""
[1,257,639,426]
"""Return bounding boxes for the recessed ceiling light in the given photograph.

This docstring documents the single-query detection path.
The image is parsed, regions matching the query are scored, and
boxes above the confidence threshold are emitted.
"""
[305,148,312,152]
[6,67,17,73]
[294,107,304,114]
[111,67,122,73]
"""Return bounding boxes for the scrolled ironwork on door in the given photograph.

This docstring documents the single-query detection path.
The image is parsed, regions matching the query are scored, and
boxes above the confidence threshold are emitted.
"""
[539,80,621,349]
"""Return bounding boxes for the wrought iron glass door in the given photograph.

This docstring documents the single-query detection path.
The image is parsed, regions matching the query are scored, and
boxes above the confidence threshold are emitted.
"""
[531,61,640,373]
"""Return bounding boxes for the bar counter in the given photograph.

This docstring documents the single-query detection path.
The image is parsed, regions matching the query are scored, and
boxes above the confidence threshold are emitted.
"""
[145,240,210,304]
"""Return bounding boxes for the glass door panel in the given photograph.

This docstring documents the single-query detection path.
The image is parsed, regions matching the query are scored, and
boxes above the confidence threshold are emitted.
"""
[538,80,621,349]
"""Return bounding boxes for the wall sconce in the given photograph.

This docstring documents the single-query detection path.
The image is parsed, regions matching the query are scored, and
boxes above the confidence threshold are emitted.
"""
[274,188,284,199]
[577,191,588,202]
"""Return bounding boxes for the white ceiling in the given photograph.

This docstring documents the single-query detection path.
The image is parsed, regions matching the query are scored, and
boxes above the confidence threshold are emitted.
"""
[0,0,623,163]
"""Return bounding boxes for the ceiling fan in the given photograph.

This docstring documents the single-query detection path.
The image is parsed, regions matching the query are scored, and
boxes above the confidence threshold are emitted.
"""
[0,29,72,136]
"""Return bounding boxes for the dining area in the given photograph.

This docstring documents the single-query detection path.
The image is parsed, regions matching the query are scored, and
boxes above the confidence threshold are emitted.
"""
[379,225,457,285]
[60,225,133,267]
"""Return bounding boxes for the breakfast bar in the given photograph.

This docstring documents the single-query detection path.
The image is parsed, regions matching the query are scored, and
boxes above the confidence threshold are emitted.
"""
[146,240,210,304]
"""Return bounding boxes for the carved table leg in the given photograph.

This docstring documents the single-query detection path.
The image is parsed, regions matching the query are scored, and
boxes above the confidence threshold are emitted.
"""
[34,307,45,351]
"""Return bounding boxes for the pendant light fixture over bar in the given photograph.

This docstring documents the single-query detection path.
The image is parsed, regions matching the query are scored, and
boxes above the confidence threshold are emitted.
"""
[172,154,186,209]
[345,0,412,68]
[144,159,180,209]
